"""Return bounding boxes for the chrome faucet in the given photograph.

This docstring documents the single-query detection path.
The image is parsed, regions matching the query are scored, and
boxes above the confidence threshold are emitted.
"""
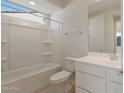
[110,53,120,61]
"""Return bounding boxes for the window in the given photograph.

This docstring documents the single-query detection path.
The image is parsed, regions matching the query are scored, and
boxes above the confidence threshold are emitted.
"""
[1,0,45,24]
[116,32,121,46]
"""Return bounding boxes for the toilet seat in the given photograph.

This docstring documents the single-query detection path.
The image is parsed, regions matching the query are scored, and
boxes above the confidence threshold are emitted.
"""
[50,70,71,84]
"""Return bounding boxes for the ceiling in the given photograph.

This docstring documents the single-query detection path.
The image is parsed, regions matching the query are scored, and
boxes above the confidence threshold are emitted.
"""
[88,0,121,14]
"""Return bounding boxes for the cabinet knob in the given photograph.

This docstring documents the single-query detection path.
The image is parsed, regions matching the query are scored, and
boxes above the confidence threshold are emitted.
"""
[118,70,123,76]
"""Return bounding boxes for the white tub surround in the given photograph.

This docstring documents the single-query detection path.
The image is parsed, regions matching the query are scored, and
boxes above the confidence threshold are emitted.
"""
[2,63,61,93]
[2,15,62,71]
[74,53,122,93]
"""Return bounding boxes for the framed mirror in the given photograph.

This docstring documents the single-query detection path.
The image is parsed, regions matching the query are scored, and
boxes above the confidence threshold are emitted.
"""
[88,0,121,55]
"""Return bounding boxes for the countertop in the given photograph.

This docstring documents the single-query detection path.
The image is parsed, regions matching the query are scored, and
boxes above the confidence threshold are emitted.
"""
[73,53,122,70]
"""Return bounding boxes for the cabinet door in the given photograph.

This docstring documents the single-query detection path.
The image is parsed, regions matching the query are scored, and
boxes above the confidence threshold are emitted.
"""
[108,82,122,93]
[107,68,123,93]
[107,68,123,84]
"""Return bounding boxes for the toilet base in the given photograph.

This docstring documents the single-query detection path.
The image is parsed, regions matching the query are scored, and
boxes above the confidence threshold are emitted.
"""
[54,81,67,93]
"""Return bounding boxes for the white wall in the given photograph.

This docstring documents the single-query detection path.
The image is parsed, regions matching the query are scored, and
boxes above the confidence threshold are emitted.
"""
[51,0,89,66]
[1,23,10,71]
[4,13,45,24]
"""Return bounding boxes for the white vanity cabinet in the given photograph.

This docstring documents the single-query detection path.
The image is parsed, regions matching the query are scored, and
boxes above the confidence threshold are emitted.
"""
[107,68,123,93]
[76,62,123,93]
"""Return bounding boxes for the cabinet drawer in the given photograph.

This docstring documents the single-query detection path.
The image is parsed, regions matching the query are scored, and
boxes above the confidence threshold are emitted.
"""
[76,72,105,93]
[76,63,105,78]
[107,68,123,84]
[76,87,90,93]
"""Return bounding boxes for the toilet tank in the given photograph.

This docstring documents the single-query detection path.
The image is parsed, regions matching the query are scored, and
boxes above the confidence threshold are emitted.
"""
[64,57,76,72]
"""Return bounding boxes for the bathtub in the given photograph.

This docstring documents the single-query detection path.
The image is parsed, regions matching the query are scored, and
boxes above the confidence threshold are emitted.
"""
[2,63,61,93]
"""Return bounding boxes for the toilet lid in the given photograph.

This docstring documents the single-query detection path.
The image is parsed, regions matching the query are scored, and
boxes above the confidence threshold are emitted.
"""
[50,70,71,84]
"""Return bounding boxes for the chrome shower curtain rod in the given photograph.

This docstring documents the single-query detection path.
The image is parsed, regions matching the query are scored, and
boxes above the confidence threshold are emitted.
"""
[2,1,63,24]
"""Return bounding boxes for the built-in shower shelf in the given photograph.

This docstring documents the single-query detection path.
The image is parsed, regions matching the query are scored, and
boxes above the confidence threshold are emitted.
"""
[42,41,52,44]
[1,40,8,44]
[1,58,7,62]
[42,53,51,56]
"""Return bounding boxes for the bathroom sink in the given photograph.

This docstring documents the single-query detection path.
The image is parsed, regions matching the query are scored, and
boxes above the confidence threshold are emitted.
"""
[74,54,121,69]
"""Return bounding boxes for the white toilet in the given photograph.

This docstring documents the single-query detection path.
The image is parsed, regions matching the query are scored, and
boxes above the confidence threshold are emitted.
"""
[50,57,75,93]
